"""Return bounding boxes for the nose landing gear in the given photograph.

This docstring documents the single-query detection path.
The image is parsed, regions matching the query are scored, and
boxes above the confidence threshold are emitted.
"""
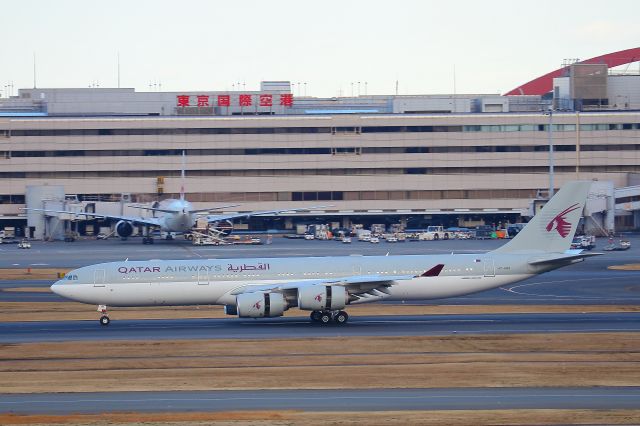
[98,305,110,326]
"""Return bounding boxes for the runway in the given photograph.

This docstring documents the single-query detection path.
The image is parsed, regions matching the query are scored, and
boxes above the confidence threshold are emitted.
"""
[1,387,639,414]
[2,312,640,343]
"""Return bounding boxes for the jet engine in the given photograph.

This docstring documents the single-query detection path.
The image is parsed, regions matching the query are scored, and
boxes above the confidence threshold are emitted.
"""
[115,220,134,238]
[236,292,286,318]
[297,285,348,311]
[209,220,234,236]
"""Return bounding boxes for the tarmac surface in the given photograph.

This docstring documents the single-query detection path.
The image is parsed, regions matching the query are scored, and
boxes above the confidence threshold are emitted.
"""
[0,233,636,267]
[1,387,639,414]
[2,312,640,343]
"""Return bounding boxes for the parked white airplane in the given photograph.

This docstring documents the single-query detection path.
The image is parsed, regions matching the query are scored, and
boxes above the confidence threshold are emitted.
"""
[52,181,599,326]
[24,154,325,243]
[27,199,325,244]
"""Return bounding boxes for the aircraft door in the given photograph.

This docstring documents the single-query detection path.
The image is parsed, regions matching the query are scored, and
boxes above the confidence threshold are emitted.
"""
[198,271,209,285]
[483,259,495,277]
[94,269,106,287]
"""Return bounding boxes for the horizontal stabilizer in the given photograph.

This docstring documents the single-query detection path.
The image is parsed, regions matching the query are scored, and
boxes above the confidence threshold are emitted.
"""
[127,205,180,214]
[528,251,602,266]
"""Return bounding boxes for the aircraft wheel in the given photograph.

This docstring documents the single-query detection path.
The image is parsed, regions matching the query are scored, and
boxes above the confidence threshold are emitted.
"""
[99,315,110,326]
[319,312,332,324]
[310,311,321,322]
[334,311,349,325]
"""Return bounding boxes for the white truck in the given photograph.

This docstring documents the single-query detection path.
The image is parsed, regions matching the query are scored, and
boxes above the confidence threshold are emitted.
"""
[357,229,372,242]
[419,226,451,241]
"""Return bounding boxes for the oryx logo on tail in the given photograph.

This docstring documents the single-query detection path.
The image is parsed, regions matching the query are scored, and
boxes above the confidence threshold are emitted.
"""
[546,203,580,238]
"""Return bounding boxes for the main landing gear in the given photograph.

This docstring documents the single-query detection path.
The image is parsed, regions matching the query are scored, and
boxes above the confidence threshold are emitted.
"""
[310,310,349,325]
[98,304,110,326]
[142,236,154,244]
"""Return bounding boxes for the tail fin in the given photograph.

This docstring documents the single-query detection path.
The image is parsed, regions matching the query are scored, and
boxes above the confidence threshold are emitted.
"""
[180,150,186,201]
[493,181,592,254]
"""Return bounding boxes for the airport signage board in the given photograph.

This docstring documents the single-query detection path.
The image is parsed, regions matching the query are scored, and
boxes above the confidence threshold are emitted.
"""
[176,93,293,108]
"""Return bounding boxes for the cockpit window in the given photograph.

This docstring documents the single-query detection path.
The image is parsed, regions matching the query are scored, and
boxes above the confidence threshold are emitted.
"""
[65,274,78,280]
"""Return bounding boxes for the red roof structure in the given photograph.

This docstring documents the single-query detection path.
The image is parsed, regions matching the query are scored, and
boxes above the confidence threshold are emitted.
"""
[505,47,640,96]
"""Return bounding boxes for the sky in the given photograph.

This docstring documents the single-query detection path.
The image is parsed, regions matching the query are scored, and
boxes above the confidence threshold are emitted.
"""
[2,0,639,98]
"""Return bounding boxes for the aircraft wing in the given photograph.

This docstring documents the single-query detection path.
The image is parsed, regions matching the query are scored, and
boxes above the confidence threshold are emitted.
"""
[230,264,445,303]
[206,205,332,222]
[528,250,603,266]
[230,274,411,303]
[21,208,162,228]
[189,204,241,214]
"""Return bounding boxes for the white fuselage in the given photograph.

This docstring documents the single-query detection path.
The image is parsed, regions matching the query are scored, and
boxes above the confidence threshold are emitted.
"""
[154,199,196,233]
[51,253,547,308]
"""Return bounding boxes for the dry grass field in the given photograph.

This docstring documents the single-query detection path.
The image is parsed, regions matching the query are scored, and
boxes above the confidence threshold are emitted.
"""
[1,333,638,394]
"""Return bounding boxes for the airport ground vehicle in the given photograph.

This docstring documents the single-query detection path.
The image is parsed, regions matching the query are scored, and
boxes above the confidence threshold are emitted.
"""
[50,181,598,327]
[506,223,526,238]
[419,226,451,240]
[571,235,596,250]
[193,237,221,246]
[357,229,372,241]
[474,225,494,240]
[603,238,630,251]
[17,239,31,249]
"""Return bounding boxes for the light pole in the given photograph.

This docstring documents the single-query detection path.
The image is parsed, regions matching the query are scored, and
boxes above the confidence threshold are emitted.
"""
[546,108,555,198]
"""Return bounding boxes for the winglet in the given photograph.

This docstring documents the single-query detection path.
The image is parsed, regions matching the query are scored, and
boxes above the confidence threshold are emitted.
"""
[420,264,445,277]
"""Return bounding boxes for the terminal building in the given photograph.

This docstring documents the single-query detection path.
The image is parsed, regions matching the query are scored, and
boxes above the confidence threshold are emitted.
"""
[2,48,640,238]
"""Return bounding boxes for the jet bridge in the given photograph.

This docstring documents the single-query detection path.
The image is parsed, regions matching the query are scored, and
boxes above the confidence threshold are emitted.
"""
[615,185,640,230]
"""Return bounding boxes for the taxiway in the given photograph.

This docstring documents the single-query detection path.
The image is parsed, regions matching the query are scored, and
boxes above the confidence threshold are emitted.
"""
[2,312,639,343]
[2,387,639,414]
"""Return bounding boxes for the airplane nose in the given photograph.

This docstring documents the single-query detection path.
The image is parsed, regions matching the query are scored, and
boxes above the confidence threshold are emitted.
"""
[50,282,63,295]
[51,282,74,299]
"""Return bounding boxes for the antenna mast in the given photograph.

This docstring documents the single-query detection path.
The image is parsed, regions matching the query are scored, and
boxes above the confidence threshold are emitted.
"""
[180,150,186,201]
[33,52,37,89]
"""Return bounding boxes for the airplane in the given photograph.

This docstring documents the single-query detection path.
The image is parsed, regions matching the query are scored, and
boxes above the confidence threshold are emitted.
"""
[23,153,327,243]
[23,195,239,244]
[51,181,599,326]
[25,202,329,244]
